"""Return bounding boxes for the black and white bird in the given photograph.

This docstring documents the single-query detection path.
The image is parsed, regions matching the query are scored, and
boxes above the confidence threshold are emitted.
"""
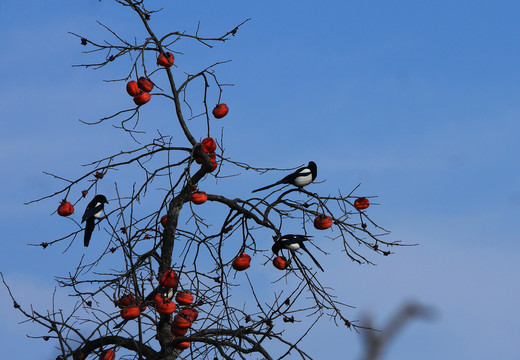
[144,286,175,303]
[272,234,324,272]
[252,161,317,193]
[82,194,109,247]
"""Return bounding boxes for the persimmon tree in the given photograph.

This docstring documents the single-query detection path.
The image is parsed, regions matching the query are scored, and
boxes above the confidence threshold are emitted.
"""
[4,1,404,359]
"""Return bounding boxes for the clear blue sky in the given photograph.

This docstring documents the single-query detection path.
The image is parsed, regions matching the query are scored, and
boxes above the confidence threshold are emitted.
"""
[1,1,519,359]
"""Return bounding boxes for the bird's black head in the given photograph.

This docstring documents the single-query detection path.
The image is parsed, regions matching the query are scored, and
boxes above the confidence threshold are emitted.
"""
[93,194,109,204]
[272,241,283,255]
[308,161,317,179]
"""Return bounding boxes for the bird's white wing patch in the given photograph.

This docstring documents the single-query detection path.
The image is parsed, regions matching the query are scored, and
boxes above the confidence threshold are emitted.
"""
[286,243,301,251]
[293,172,313,187]
[94,202,103,218]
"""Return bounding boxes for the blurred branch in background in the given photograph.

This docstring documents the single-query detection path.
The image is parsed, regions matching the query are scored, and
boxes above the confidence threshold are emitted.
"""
[360,301,437,360]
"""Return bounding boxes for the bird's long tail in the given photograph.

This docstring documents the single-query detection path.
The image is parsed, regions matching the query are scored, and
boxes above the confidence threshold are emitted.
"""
[84,219,95,247]
[145,287,161,301]
[252,180,282,193]
[301,246,324,272]
[114,319,127,329]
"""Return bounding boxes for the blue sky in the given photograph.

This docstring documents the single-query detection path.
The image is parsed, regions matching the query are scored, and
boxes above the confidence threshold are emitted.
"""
[1,0,520,359]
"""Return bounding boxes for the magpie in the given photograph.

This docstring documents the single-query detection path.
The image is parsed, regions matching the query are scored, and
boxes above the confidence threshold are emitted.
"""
[272,234,324,272]
[252,161,317,193]
[82,194,109,247]
[144,286,175,302]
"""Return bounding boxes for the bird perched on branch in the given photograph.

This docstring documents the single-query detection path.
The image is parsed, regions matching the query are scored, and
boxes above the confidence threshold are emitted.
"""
[272,234,324,272]
[82,194,108,247]
[144,286,175,302]
[252,161,317,193]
